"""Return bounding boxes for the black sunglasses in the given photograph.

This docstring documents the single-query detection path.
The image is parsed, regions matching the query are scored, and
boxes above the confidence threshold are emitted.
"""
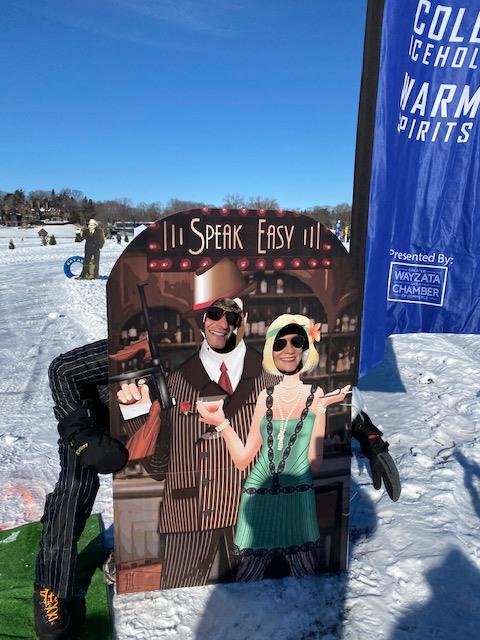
[273,335,306,351]
[206,306,241,327]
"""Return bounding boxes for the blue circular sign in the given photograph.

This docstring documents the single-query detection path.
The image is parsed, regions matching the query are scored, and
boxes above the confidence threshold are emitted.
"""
[64,256,84,278]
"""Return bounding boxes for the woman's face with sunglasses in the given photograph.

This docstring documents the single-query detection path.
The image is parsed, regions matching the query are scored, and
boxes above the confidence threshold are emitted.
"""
[273,333,305,373]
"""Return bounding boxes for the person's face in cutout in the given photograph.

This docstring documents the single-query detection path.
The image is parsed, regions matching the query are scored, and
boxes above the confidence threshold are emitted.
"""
[204,306,236,351]
[273,333,305,374]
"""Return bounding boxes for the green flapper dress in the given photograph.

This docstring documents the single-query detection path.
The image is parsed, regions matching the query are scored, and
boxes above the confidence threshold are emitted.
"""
[234,409,321,556]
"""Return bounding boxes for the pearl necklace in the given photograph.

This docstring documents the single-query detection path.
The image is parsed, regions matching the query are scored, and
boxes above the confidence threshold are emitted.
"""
[277,379,304,403]
[276,386,303,451]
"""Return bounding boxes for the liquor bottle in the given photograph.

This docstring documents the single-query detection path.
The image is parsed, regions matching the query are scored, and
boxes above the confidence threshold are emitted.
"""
[260,276,268,294]
[334,318,341,332]
[257,310,266,336]
[244,312,251,337]
[336,351,345,373]
[344,345,352,371]
[318,344,327,372]
[161,320,171,343]
[349,315,358,332]
[275,277,284,295]
[330,351,338,373]
[251,309,258,336]
[321,321,329,335]
[341,313,349,333]
[175,314,182,344]
[120,329,129,347]
[128,326,138,343]
[266,306,273,330]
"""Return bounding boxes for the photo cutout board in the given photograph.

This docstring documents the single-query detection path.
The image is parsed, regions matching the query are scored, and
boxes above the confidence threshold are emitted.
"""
[107,208,359,594]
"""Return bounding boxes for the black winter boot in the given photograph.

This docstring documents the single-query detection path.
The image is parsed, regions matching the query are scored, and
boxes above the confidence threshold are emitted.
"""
[33,584,71,640]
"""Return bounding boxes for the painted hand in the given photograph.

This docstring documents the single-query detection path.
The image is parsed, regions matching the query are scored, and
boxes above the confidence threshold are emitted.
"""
[117,378,151,405]
[196,399,226,426]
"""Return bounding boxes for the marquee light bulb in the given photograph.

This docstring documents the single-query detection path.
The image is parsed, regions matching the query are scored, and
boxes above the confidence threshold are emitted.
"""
[159,258,172,271]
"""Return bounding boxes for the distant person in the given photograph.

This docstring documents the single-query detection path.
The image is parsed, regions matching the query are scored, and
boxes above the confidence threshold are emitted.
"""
[76,218,105,279]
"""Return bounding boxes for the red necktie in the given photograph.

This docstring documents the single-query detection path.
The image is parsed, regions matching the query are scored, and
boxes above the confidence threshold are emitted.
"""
[218,362,234,395]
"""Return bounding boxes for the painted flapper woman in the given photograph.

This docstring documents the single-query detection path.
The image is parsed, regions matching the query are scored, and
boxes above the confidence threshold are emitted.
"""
[197,313,350,581]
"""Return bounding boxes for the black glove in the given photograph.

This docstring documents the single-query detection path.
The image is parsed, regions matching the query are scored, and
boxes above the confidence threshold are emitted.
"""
[58,407,128,474]
[351,411,401,502]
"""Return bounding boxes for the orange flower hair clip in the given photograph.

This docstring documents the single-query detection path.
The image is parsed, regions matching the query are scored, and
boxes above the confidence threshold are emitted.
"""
[308,322,321,342]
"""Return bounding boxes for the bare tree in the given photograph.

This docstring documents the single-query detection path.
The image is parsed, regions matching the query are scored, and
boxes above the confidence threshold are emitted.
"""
[163,198,210,216]
[331,203,352,226]
[247,196,280,210]
[222,193,246,208]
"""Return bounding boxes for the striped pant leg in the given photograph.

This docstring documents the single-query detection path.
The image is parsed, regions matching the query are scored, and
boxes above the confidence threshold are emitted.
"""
[161,528,241,590]
[35,441,99,598]
[287,549,318,577]
[235,555,271,582]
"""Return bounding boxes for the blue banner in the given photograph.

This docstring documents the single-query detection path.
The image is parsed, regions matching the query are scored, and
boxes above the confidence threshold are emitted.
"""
[360,0,480,377]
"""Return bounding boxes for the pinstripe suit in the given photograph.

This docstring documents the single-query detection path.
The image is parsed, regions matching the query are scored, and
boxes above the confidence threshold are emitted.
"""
[157,349,277,589]
[35,339,274,594]
[35,340,109,598]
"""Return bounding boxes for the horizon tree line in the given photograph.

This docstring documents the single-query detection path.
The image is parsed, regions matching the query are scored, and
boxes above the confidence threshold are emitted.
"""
[0,188,352,229]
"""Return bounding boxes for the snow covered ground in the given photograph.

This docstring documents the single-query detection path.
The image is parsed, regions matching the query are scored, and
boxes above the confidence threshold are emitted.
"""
[0,240,479,639]
[0,224,77,242]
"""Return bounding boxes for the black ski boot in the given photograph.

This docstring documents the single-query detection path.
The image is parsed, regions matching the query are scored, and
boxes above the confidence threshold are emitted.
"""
[33,584,71,640]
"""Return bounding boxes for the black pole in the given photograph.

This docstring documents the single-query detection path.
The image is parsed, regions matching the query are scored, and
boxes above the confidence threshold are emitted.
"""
[137,283,162,364]
[110,284,175,409]
[350,0,385,381]
[136,283,175,409]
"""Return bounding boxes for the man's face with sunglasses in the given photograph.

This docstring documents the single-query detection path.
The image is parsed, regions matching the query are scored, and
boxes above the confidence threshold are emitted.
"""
[273,333,306,373]
[204,300,242,352]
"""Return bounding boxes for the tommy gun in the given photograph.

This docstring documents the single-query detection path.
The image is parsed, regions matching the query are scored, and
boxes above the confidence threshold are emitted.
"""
[109,283,176,410]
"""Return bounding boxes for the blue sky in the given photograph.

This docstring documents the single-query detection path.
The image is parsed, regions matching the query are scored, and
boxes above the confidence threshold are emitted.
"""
[1,0,367,208]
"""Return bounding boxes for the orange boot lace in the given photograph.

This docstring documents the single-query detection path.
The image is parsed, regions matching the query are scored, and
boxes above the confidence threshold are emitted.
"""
[38,588,60,624]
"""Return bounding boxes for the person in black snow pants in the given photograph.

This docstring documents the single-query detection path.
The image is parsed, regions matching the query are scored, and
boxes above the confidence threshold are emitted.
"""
[33,339,128,640]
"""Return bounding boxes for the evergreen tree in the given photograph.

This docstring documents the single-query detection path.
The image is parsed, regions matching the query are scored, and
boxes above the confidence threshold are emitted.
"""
[49,234,57,245]
[8,239,15,249]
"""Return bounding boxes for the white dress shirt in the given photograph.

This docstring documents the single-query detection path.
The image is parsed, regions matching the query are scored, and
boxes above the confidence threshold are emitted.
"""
[199,339,247,392]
